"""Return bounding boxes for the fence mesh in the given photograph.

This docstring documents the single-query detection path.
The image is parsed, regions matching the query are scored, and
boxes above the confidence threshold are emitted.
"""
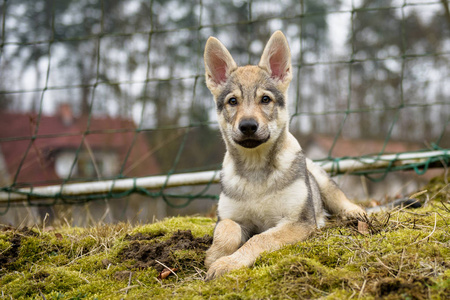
[0,0,449,221]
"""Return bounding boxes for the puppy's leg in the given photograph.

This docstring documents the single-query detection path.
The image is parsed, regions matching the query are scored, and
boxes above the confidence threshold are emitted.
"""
[306,158,366,219]
[206,222,314,280]
[205,219,243,269]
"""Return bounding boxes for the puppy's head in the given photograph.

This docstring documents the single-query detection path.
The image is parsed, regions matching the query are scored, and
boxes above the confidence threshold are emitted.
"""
[204,31,293,150]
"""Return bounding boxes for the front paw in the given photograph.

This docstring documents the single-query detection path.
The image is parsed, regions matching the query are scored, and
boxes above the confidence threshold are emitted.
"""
[204,248,220,269]
[205,245,230,269]
[205,256,242,281]
[343,205,367,220]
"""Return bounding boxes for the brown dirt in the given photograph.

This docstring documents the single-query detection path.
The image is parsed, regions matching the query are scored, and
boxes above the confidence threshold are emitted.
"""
[120,230,212,272]
[0,234,22,267]
[0,227,38,269]
[32,271,50,282]
[124,231,165,241]
[373,277,432,300]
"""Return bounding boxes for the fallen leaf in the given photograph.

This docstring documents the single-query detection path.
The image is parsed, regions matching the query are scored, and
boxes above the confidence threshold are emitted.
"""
[358,221,369,235]
[157,268,178,280]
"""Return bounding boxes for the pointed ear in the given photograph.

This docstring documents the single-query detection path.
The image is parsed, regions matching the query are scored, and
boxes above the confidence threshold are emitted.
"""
[204,37,237,91]
[259,31,292,84]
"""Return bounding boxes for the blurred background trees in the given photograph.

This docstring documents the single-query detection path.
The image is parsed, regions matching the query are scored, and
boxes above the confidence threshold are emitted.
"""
[1,0,449,173]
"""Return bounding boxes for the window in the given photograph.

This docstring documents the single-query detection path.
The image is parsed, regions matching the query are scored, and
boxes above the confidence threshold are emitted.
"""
[55,150,119,179]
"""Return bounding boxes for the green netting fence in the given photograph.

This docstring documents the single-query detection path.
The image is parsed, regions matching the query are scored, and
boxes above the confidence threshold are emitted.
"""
[0,0,449,219]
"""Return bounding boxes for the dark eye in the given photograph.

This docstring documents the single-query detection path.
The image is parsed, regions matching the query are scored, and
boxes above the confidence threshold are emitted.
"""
[261,95,271,104]
[228,97,238,106]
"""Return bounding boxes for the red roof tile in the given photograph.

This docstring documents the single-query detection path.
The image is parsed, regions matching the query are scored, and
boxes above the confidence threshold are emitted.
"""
[310,134,424,157]
[0,111,160,187]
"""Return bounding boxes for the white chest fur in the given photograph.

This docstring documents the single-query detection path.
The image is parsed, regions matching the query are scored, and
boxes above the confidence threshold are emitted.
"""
[217,133,324,232]
[218,175,309,233]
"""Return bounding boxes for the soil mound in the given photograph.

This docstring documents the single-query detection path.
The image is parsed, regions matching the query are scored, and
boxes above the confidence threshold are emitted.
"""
[120,229,212,272]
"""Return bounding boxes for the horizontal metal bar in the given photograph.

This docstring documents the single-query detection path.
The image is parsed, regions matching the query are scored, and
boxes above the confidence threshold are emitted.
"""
[0,150,447,202]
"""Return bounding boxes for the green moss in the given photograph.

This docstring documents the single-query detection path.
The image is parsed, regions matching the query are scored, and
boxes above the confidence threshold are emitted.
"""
[47,253,71,266]
[0,238,11,252]
[67,253,107,273]
[0,273,18,286]
[131,216,215,238]
[0,176,449,299]
[11,236,45,269]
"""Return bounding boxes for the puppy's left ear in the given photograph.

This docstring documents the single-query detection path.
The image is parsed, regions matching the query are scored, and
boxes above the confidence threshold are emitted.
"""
[259,31,292,85]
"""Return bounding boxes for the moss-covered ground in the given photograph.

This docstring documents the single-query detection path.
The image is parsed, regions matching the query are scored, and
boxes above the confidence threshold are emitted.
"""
[1,176,449,299]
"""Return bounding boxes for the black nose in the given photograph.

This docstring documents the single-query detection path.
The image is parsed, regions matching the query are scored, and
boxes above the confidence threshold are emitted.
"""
[239,119,258,136]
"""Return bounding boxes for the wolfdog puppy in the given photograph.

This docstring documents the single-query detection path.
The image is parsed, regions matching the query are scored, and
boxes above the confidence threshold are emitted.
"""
[203,31,366,280]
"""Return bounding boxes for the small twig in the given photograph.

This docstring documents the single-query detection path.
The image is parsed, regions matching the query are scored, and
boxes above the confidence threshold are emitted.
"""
[42,213,49,233]
[358,279,367,299]
[126,271,132,295]
[64,246,101,266]
[409,190,428,199]
[396,248,406,278]
[411,212,437,245]
[300,283,329,296]
[117,285,139,293]
[78,268,90,284]
[401,211,430,217]
[430,183,450,201]
[375,257,397,277]
[39,290,47,300]
[423,193,431,208]
[439,200,450,213]
[192,266,207,281]
[79,275,90,284]
[434,211,449,227]
[136,279,147,287]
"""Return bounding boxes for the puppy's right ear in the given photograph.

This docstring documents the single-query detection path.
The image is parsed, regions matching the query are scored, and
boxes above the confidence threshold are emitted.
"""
[204,37,237,92]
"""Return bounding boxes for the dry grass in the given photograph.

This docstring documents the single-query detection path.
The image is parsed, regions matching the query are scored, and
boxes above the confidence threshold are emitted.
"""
[0,176,449,299]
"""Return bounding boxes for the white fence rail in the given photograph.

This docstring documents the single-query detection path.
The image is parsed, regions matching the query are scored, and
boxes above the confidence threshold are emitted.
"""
[0,150,447,202]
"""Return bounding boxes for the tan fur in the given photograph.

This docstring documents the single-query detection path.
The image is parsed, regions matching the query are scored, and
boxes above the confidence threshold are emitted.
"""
[204,219,242,269]
[206,220,314,279]
[204,31,366,281]
[305,158,365,218]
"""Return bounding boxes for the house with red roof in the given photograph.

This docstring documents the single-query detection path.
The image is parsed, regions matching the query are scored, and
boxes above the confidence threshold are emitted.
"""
[0,104,160,188]
[0,104,163,226]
